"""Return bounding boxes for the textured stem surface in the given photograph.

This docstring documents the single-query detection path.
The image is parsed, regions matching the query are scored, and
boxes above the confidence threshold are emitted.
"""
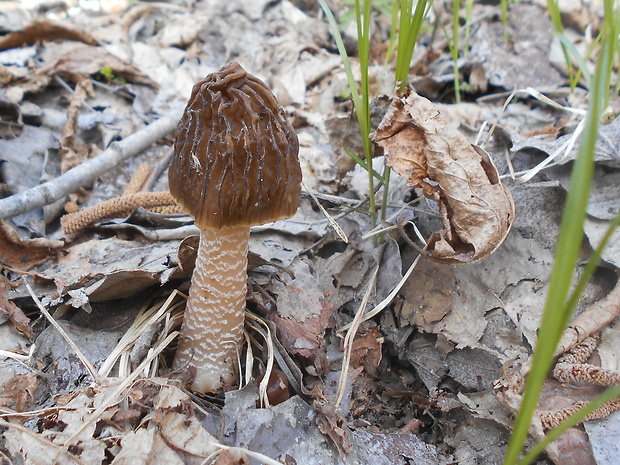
[173,226,249,393]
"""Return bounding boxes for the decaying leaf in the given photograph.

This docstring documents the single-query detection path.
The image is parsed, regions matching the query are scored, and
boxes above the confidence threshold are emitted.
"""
[0,373,37,411]
[345,324,383,378]
[270,259,333,361]
[0,219,62,271]
[0,274,33,339]
[313,393,353,455]
[50,43,158,87]
[372,88,515,263]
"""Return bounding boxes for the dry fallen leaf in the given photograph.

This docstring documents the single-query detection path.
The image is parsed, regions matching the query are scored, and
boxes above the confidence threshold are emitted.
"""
[0,373,37,411]
[372,88,515,263]
[0,219,62,271]
[313,392,353,455]
[49,43,158,87]
[0,274,33,339]
[345,325,383,378]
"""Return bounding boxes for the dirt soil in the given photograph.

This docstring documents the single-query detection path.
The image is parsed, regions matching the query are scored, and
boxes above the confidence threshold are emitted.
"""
[0,1,619,464]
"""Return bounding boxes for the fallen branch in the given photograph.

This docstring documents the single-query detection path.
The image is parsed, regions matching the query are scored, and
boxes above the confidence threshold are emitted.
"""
[0,109,182,220]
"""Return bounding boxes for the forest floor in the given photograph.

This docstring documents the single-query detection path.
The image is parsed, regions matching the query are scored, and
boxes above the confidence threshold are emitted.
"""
[1,1,619,464]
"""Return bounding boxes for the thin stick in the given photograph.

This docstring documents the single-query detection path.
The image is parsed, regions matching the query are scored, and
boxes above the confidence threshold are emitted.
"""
[0,109,182,220]
[303,182,349,243]
[141,146,175,192]
[26,284,101,384]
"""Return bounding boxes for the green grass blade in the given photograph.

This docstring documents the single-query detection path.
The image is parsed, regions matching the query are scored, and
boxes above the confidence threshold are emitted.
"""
[555,32,593,88]
[601,0,617,107]
[463,0,474,56]
[319,0,377,230]
[318,0,362,120]
[395,0,433,90]
[343,147,386,182]
[379,163,391,223]
[451,0,462,102]
[384,0,400,66]
[356,0,377,228]
[500,0,509,41]
[512,210,620,465]
[502,9,613,464]
[546,0,576,87]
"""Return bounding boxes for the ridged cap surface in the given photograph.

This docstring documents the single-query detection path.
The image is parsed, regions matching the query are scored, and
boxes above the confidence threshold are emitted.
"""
[169,62,302,230]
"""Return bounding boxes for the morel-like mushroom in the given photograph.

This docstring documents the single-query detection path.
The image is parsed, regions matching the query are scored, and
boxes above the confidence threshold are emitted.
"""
[169,62,302,393]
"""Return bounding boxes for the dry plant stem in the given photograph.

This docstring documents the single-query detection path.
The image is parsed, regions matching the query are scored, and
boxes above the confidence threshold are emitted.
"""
[141,146,174,192]
[337,254,422,333]
[55,332,178,464]
[61,191,180,235]
[173,226,249,393]
[335,266,379,408]
[0,109,181,220]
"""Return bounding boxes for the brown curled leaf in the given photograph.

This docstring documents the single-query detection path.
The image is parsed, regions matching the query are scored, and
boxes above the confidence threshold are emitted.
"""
[372,88,515,263]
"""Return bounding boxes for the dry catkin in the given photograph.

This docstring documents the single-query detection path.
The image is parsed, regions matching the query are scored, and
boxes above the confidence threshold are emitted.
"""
[539,397,620,430]
[123,163,152,195]
[61,191,178,235]
[553,337,620,386]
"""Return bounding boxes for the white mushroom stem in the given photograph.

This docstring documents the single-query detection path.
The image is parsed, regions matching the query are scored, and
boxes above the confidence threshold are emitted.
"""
[173,225,249,393]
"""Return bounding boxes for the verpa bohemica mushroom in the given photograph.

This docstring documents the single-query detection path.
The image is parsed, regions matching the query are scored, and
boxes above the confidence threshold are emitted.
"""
[169,62,302,393]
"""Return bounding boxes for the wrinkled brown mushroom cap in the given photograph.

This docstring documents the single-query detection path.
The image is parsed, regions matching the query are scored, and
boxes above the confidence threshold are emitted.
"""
[169,62,302,230]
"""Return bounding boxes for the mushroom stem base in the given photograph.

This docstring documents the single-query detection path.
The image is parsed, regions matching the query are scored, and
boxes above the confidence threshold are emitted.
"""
[173,226,249,393]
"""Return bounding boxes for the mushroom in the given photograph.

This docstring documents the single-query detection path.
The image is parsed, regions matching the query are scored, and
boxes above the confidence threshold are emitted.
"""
[169,62,302,393]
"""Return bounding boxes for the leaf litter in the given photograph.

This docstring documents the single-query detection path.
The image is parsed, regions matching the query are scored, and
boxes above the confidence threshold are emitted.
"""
[0,0,619,464]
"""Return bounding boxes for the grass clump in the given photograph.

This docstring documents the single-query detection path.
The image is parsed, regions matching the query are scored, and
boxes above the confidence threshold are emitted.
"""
[503,1,619,463]
[319,0,432,239]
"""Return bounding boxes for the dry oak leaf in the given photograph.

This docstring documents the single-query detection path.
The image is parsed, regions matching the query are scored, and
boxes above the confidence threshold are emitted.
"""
[373,89,515,263]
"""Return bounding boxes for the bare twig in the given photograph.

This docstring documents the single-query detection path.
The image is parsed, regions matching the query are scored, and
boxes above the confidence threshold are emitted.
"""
[141,146,174,192]
[0,109,182,220]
